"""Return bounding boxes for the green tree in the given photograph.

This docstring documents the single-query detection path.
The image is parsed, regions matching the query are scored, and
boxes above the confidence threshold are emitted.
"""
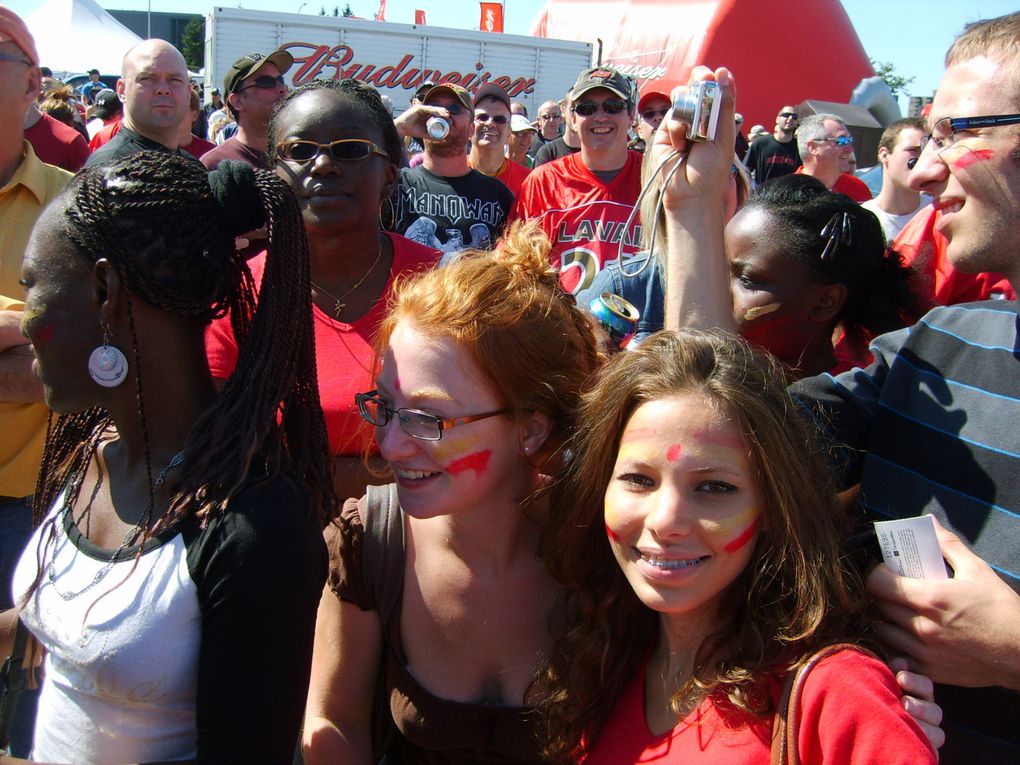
[869,58,915,98]
[181,17,204,71]
[342,3,354,16]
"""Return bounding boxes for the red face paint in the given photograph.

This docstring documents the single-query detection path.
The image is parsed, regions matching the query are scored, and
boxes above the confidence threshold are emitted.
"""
[31,321,55,348]
[620,426,658,443]
[446,449,492,476]
[691,429,745,451]
[951,148,994,171]
[605,522,619,541]
[666,444,683,462]
[723,516,760,553]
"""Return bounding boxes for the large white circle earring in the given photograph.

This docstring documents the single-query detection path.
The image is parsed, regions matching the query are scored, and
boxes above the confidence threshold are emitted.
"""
[88,325,128,388]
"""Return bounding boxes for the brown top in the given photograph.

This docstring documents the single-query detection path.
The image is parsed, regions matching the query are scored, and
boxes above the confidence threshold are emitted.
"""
[331,499,546,765]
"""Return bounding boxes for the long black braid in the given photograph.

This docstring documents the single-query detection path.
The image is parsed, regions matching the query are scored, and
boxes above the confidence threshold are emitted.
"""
[31,153,334,551]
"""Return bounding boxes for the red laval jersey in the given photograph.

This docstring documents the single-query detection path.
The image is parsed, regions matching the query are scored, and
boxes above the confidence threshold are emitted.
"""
[510,151,642,293]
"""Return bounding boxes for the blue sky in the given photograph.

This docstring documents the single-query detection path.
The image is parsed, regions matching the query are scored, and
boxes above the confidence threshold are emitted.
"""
[9,0,1019,106]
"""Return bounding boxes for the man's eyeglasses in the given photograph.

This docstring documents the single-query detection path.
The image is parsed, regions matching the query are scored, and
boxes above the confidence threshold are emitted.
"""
[539,113,562,121]
[276,139,389,164]
[238,74,287,92]
[355,390,508,441]
[779,112,799,119]
[474,112,509,125]
[0,53,32,66]
[572,99,629,116]
[816,135,853,147]
[641,108,669,121]
[909,113,1020,169]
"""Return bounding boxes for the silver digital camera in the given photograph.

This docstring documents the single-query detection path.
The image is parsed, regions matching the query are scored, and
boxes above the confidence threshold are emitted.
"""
[426,116,449,140]
[672,80,721,142]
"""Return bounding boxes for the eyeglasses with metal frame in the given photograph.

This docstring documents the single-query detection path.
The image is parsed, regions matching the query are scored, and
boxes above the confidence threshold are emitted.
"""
[907,113,1020,169]
[572,98,629,116]
[355,390,509,441]
[276,139,390,164]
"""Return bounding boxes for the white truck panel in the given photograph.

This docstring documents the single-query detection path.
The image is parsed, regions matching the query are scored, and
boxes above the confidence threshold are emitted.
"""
[205,7,592,114]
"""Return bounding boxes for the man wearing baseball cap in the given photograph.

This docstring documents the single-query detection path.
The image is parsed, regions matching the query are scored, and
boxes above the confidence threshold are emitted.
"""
[202,48,292,171]
[86,38,194,168]
[0,9,73,754]
[81,67,111,104]
[467,83,530,197]
[391,82,513,256]
[507,114,538,169]
[510,65,642,294]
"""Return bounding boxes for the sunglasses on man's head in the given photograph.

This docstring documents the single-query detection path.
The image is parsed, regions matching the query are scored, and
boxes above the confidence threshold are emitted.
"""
[572,99,628,116]
[238,74,287,92]
[475,113,509,125]
[817,135,853,147]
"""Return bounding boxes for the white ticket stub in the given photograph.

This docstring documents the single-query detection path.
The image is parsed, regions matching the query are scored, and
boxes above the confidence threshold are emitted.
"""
[874,516,948,580]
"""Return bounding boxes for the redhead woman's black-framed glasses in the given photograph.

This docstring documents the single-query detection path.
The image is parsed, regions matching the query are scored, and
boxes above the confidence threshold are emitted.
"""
[276,139,389,164]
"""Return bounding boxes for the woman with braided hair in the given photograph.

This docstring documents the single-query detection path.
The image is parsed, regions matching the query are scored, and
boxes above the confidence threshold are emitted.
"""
[8,152,333,764]
[205,78,440,502]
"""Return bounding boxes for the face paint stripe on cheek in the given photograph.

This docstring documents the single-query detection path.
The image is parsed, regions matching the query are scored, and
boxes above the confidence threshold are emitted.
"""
[723,514,760,553]
[445,449,492,476]
[605,522,620,541]
[950,148,994,171]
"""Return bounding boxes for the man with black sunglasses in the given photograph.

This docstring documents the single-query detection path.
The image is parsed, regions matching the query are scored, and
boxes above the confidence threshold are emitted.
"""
[743,104,801,187]
[391,83,513,256]
[511,66,642,294]
[201,49,293,171]
[468,84,529,197]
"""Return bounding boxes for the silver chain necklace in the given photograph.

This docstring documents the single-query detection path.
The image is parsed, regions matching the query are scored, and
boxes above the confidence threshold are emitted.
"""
[47,451,186,602]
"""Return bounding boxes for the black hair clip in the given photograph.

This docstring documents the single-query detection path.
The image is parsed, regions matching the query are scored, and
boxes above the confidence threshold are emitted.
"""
[819,211,852,262]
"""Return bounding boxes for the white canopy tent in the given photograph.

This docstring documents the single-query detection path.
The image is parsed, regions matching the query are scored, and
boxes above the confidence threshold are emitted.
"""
[26,0,143,75]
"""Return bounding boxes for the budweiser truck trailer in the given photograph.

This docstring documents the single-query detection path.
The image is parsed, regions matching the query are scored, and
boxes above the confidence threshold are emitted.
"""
[205,7,593,114]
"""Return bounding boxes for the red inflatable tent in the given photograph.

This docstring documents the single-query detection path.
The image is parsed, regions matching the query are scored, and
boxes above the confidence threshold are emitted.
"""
[528,0,875,132]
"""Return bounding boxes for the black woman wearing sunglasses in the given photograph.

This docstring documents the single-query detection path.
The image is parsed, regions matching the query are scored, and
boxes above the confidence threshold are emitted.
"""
[205,79,440,502]
[201,49,293,172]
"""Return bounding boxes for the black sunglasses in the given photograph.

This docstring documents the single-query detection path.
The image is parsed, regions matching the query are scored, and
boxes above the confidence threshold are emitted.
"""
[572,99,629,116]
[641,107,669,121]
[779,112,798,119]
[276,139,389,163]
[475,112,509,125]
[238,74,287,93]
[430,101,465,115]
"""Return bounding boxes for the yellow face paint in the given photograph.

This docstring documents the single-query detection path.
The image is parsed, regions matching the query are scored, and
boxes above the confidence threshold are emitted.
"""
[431,433,484,463]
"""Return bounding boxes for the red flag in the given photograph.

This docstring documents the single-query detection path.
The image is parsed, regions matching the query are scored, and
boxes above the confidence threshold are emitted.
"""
[415,9,426,25]
[375,0,385,21]
[479,2,503,33]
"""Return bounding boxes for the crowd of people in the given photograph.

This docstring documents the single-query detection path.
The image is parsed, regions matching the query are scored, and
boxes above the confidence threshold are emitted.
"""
[0,3,1018,764]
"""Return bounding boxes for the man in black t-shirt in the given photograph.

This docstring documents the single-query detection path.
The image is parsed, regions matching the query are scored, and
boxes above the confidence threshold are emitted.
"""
[392,83,513,255]
[743,104,801,186]
[533,90,581,167]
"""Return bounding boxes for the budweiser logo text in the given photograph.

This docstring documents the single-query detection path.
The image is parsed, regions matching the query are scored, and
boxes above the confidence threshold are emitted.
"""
[285,42,536,97]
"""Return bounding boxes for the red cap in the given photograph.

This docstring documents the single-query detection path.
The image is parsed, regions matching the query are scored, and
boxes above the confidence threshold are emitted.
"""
[637,90,669,114]
[0,7,39,67]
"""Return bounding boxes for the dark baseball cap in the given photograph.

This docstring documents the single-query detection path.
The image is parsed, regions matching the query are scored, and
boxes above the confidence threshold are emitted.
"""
[224,49,294,95]
[93,89,120,118]
[87,68,100,75]
[423,83,473,111]
[572,66,632,103]
[414,80,435,99]
[473,83,510,111]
